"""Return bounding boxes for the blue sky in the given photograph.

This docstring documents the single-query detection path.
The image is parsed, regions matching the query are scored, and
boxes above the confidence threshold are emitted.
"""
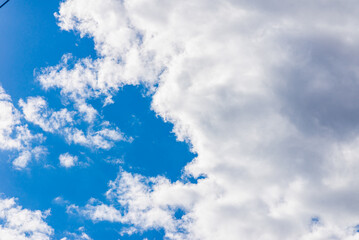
[0,1,194,239]
[2,0,359,239]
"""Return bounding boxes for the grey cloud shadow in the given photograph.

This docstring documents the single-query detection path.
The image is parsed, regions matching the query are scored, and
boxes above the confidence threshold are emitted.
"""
[274,32,359,141]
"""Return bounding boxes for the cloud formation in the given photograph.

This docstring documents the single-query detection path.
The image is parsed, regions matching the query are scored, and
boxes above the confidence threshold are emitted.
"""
[59,153,78,168]
[0,87,44,168]
[19,96,74,133]
[60,226,92,240]
[19,96,127,150]
[36,0,359,239]
[0,197,53,240]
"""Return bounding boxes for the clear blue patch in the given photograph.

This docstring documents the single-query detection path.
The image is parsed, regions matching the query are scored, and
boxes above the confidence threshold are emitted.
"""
[311,217,319,225]
[102,85,196,181]
[174,208,186,220]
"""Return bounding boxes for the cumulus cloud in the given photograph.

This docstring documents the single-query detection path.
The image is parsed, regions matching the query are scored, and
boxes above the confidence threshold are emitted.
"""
[53,196,70,206]
[0,87,42,151]
[63,124,127,150]
[59,153,78,168]
[19,96,74,133]
[0,197,53,240]
[0,86,44,168]
[69,170,196,239]
[38,0,359,239]
[60,227,92,240]
[12,146,48,169]
[19,96,127,150]
[60,233,92,240]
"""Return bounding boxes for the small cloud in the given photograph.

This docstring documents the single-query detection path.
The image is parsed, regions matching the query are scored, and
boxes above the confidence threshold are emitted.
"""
[19,96,74,133]
[59,153,78,168]
[104,156,124,165]
[61,226,92,240]
[53,196,70,206]
[12,146,48,170]
[75,102,97,123]
[12,151,32,169]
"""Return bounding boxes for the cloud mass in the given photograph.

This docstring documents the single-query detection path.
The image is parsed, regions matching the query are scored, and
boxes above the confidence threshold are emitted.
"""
[4,0,359,239]
[0,197,53,240]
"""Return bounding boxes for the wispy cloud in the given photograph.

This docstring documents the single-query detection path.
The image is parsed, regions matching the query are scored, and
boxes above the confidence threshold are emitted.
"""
[19,95,129,150]
[0,86,45,168]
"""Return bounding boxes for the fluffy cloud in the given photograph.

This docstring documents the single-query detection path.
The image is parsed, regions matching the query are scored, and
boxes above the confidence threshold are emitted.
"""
[59,153,78,168]
[0,197,53,240]
[0,87,44,168]
[39,0,359,239]
[60,232,92,240]
[60,227,92,240]
[19,96,74,133]
[12,146,48,169]
[0,87,41,151]
[19,96,127,150]
[69,170,197,239]
[63,123,127,150]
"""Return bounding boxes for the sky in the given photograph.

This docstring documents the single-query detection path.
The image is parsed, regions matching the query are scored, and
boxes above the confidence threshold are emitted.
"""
[2,0,359,239]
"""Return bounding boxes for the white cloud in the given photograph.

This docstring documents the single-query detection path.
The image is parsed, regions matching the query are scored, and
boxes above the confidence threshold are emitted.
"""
[59,153,78,168]
[19,96,127,150]
[12,146,48,170]
[68,202,122,223]
[70,170,195,239]
[19,96,74,133]
[53,196,70,206]
[12,151,32,169]
[75,102,97,123]
[0,86,44,168]
[60,232,92,240]
[60,227,92,240]
[39,0,359,239]
[0,197,53,240]
[0,87,41,151]
[63,125,126,150]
